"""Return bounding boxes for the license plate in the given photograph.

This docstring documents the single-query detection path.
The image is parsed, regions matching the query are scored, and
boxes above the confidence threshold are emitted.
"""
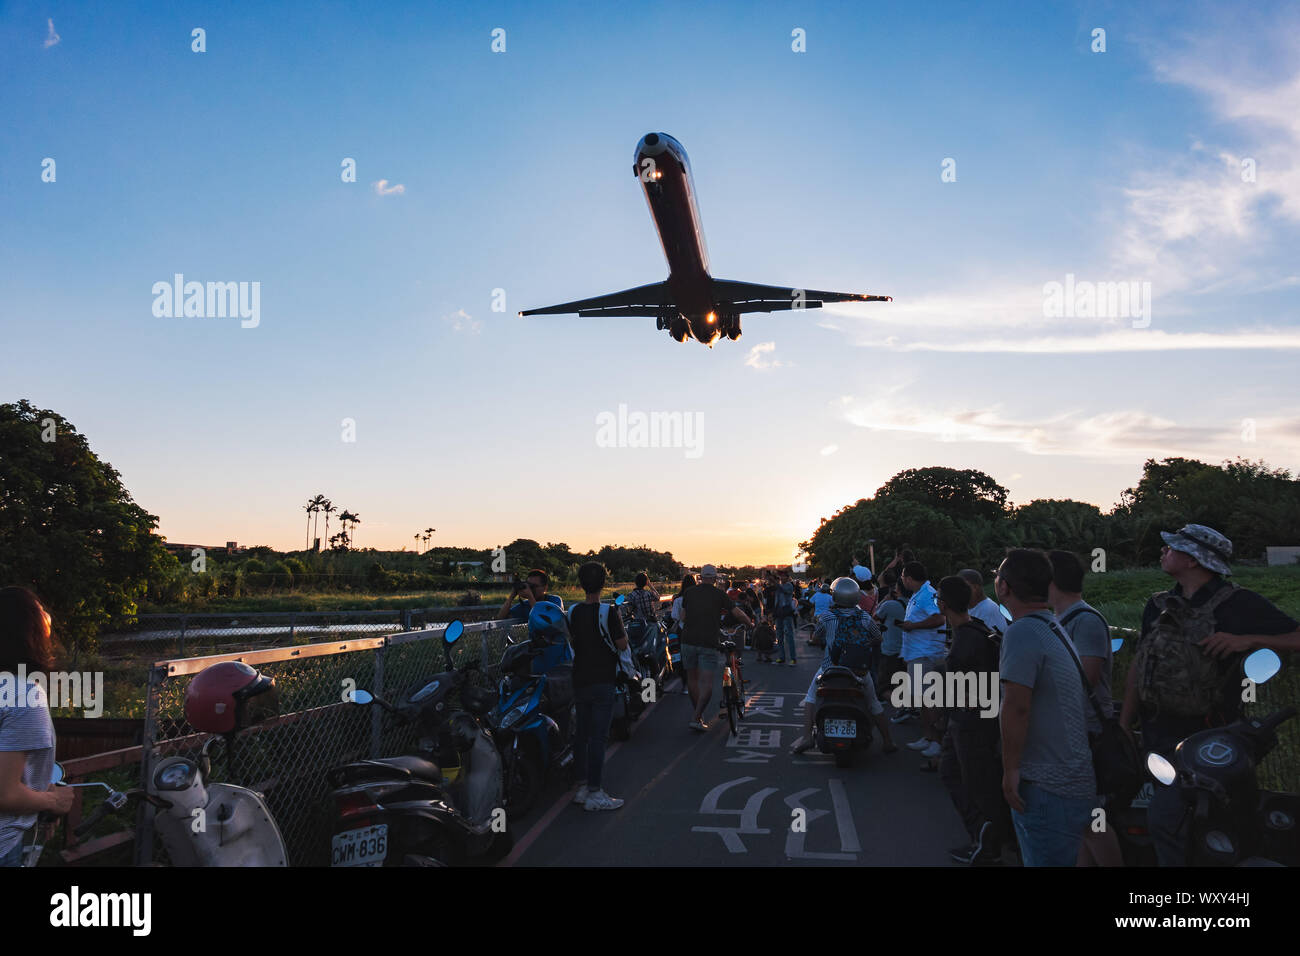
[824,718,857,739]
[331,824,388,867]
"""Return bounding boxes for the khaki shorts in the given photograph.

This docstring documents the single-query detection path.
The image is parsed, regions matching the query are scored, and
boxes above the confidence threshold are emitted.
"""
[681,644,720,672]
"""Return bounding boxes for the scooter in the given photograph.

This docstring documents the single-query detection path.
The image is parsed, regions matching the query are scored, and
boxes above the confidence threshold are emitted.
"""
[1145,648,1298,867]
[626,603,672,694]
[488,625,576,816]
[326,620,511,867]
[811,666,875,768]
[59,734,290,866]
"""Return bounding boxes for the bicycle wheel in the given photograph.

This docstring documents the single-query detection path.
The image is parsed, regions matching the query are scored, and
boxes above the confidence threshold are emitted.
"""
[723,678,737,736]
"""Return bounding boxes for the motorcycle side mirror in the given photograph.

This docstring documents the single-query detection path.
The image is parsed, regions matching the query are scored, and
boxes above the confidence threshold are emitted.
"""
[347,689,374,705]
[1111,637,1125,653]
[444,619,464,645]
[1147,751,1177,787]
[50,763,65,786]
[1243,648,1282,686]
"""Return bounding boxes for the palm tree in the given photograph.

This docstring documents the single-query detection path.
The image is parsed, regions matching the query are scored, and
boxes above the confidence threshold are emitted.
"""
[337,510,358,550]
[414,532,421,552]
[350,512,362,549]
[309,493,327,549]
[304,498,318,550]
[422,527,435,551]
[321,500,336,552]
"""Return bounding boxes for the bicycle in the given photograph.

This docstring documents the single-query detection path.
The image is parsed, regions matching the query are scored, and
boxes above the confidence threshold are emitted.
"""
[719,625,748,736]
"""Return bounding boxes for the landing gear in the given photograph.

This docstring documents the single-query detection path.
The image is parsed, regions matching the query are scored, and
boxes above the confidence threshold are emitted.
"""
[722,314,741,340]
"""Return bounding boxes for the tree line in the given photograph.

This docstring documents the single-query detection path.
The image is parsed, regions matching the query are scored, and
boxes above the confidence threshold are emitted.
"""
[799,461,1300,581]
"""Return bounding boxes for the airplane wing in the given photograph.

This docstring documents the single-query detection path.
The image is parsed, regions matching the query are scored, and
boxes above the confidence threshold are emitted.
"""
[519,281,671,318]
[711,278,891,314]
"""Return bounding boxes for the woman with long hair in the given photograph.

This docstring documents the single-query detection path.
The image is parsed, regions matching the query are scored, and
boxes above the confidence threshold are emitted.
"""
[0,587,74,866]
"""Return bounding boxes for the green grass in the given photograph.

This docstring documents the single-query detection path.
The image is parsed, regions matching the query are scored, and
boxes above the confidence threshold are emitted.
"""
[139,583,647,615]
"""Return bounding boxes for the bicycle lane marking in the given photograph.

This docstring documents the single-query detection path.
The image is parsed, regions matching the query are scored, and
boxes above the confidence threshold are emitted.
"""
[498,674,687,867]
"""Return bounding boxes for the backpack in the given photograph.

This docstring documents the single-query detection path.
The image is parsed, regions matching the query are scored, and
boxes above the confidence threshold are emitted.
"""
[1133,583,1240,719]
[827,607,879,671]
[753,621,776,652]
[566,603,636,679]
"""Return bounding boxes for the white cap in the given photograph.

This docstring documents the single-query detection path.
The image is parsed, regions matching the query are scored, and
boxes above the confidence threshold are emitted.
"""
[701,564,717,577]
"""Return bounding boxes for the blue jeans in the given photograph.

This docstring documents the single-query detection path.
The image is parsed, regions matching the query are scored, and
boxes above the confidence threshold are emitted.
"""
[0,838,26,867]
[776,615,796,660]
[1010,780,1093,866]
[573,683,615,791]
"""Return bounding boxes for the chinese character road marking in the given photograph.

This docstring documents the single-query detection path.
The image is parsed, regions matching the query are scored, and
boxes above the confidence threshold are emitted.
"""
[691,776,777,853]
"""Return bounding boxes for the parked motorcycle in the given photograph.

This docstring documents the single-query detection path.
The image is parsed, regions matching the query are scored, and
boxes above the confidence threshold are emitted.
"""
[1145,648,1297,867]
[326,619,511,867]
[488,605,576,815]
[64,660,291,866]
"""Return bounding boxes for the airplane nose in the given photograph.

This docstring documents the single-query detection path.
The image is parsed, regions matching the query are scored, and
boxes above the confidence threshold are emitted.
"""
[637,132,668,157]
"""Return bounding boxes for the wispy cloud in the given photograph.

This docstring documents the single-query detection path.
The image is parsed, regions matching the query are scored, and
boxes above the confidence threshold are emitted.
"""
[744,341,786,369]
[373,179,405,196]
[837,392,1300,462]
[442,308,481,333]
[43,18,60,49]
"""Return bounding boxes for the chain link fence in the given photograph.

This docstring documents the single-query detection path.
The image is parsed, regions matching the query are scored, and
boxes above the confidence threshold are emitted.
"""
[136,618,526,867]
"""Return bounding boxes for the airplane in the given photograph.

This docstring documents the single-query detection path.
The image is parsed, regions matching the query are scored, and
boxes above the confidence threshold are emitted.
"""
[519,132,891,346]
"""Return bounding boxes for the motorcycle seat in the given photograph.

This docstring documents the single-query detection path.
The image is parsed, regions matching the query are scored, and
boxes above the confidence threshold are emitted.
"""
[362,756,443,782]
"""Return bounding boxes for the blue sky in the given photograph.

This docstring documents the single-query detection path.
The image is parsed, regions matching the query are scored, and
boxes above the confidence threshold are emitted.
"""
[4,1,1298,564]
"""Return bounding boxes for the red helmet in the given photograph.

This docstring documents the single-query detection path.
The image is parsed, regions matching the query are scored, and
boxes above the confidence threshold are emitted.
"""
[184,661,278,735]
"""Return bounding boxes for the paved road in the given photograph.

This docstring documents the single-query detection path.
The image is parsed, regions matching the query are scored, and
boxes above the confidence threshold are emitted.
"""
[504,641,970,866]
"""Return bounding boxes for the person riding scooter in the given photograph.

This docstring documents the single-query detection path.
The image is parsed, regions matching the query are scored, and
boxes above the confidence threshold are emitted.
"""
[790,577,898,755]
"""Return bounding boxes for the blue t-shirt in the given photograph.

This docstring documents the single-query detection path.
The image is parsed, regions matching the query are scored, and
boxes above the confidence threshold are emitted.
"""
[505,593,564,623]
[902,581,945,661]
[810,591,833,617]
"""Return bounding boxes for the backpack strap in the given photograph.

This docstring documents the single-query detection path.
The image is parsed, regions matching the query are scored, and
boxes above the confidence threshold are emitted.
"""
[1044,617,1109,727]
[1060,605,1107,631]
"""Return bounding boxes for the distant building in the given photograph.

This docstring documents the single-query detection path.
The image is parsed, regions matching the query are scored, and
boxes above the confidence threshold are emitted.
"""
[162,541,247,559]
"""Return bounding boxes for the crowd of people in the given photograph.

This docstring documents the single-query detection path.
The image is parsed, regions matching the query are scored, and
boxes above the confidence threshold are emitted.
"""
[3,521,1298,865]
[638,523,1300,867]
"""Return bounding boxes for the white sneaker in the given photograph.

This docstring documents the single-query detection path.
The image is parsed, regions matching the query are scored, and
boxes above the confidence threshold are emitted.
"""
[584,789,625,812]
[921,741,942,758]
[572,784,589,805]
[906,739,931,751]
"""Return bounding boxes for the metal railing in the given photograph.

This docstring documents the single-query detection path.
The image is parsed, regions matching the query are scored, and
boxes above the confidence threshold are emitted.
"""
[135,618,525,867]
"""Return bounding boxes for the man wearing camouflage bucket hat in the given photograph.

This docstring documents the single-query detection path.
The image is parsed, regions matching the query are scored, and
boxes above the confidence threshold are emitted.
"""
[1121,523,1300,865]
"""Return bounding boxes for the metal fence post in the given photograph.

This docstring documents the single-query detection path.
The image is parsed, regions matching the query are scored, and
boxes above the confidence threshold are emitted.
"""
[134,663,165,866]
[177,615,187,658]
[290,612,296,644]
[371,641,385,759]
